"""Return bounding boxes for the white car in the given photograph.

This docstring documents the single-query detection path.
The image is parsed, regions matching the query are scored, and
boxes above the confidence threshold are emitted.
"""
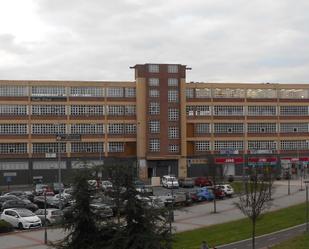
[101,180,113,191]
[1,208,42,229]
[35,208,63,225]
[161,175,179,188]
[216,184,234,197]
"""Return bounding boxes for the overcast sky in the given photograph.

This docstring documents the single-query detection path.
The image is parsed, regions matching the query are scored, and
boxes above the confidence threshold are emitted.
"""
[0,0,308,83]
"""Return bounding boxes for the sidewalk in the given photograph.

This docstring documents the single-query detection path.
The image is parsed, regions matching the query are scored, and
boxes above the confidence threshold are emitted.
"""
[0,180,307,249]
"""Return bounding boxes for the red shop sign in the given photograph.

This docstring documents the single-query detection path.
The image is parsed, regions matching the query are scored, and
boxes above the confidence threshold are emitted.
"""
[248,157,277,163]
[215,157,244,164]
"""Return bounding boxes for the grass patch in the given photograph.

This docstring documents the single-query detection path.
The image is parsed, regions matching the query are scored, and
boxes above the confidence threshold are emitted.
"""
[270,233,309,249]
[173,202,307,249]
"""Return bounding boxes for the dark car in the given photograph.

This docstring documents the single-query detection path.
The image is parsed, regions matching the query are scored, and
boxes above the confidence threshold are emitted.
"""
[53,182,64,194]
[134,180,153,196]
[1,199,38,212]
[0,195,21,209]
[3,191,31,201]
[194,177,213,187]
[179,177,194,188]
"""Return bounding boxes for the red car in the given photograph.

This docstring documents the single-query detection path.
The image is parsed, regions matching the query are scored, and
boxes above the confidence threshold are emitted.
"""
[209,187,225,199]
[194,177,213,187]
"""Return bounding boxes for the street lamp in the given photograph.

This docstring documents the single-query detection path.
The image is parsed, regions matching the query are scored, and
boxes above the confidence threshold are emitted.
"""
[305,179,309,233]
[44,191,48,244]
[55,124,63,210]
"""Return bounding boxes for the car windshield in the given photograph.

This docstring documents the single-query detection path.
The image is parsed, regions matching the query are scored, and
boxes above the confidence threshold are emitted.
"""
[36,184,48,190]
[168,177,177,181]
[19,210,35,217]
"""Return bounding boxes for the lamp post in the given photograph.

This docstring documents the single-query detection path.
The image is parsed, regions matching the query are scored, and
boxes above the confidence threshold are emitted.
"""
[305,180,309,233]
[288,163,291,195]
[44,191,47,244]
[56,130,62,210]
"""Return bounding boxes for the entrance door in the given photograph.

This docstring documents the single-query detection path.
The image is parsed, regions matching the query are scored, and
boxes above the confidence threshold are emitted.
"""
[223,163,235,176]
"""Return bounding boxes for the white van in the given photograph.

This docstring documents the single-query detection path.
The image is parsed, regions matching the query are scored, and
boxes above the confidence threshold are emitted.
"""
[161,175,179,188]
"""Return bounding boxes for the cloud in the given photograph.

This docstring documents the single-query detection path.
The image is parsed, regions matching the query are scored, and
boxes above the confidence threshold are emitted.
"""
[0,0,308,83]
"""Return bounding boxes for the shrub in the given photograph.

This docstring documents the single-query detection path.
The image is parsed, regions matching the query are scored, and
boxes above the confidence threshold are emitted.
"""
[0,220,14,233]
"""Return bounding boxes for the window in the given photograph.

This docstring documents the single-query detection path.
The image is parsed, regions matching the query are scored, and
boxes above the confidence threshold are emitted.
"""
[125,88,136,98]
[196,106,211,116]
[149,89,160,98]
[0,124,27,134]
[195,88,211,98]
[70,105,104,116]
[280,106,308,116]
[149,139,160,152]
[0,86,28,96]
[32,143,66,153]
[247,141,277,150]
[279,89,308,99]
[108,124,124,134]
[70,124,104,134]
[125,124,136,134]
[70,87,104,97]
[125,105,136,116]
[280,123,308,133]
[168,90,178,102]
[168,78,178,87]
[32,105,66,115]
[247,123,277,133]
[108,142,124,152]
[32,124,66,135]
[168,65,178,73]
[214,123,244,133]
[148,64,159,73]
[168,108,179,121]
[148,78,159,86]
[213,88,245,98]
[214,106,244,116]
[168,127,179,139]
[214,141,243,151]
[195,141,210,151]
[247,89,277,98]
[0,143,27,154]
[106,88,123,98]
[280,140,309,150]
[0,105,27,115]
[195,123,210,134]
[107,105,124,116]
[0,162,28,170]
[149,120,160,133]
[31,86,66,96]
[169,144,179,152]
[71,142,104,153]
[247,106,277,116]
[186,88,194,99]
[149,102,160,115]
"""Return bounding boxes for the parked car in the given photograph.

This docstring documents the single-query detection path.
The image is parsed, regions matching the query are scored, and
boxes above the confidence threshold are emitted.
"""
[179,177,194,188]
[134,180,154,195]
[34,184,52,196]
[0,195,21,209]
[209,187,226,199]
[3,191,30,201]
[101,180,113,191]
[35,208,64,225]
[192,187,214,201]
[161,175,179,188]
[158,191,191,206]
[194,177,213,187]
[216,184,234,197]
[1,208,41,229]
[90,201,113,218]
[1,199,38,212]
[52,182,64,194]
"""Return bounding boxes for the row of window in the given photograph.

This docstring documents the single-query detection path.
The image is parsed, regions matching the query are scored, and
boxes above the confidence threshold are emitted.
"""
[186,105,309,116]
[148,139,179,153]
[0,123,136,135]
[194,123,309,134]
[0,105,136,116]
[148,64,179,73]
[0,142,125,154]
[186,88,309,99]
[0,86,136,98]
[148,78,179,87]
[193,140,309,151]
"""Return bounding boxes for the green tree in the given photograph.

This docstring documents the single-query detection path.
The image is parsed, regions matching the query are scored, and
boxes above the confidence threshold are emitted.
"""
[54,167,115,249]
[112,165,172,249]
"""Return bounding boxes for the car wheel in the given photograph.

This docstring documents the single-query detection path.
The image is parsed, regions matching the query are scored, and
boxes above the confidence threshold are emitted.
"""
[18,222,24,229]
